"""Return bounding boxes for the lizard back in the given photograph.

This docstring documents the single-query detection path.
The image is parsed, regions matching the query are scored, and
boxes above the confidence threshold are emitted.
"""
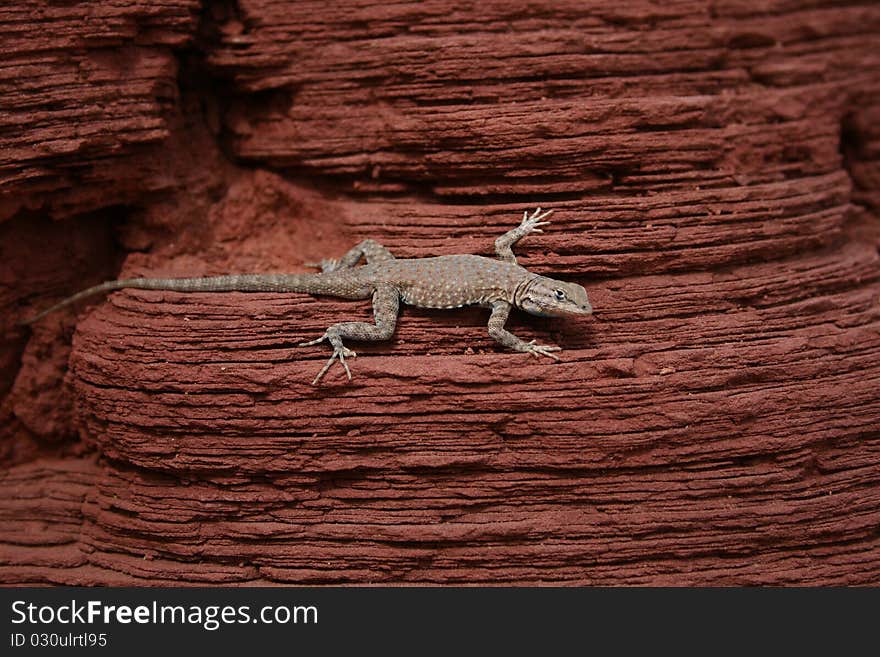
[360,254,531,309]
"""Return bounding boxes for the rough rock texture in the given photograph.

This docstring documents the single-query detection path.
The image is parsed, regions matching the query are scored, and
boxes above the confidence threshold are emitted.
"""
[0,1,202,222]
[1,1,879,585]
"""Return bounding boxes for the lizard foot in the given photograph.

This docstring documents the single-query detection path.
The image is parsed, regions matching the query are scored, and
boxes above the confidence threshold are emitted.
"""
[298,333,357,385]
[303,258,340,273]
[519,207,554,235]
[522,339,562,361]
[311,345,357,385]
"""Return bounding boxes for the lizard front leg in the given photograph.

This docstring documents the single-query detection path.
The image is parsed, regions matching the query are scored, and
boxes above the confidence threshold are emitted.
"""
[306,239,395,273]
[298,284,400,384]
[494,207,554,264]
[487,300,561,360]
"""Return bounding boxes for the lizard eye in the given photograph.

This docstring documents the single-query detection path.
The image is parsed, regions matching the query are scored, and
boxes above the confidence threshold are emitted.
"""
[554,289,566,301]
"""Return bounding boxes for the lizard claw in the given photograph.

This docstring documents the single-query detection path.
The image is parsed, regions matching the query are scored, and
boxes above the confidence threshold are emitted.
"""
[311,345,357,385]
[298,332,357,384]
[522,339,562,361]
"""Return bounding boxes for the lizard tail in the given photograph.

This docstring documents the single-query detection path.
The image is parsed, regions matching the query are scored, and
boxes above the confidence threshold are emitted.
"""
[20,274,325,325]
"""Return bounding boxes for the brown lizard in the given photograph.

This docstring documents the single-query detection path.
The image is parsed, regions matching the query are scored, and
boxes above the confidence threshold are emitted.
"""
[24,208,593,384]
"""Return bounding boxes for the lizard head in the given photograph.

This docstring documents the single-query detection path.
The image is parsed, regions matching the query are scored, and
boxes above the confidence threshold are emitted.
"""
[518,276,593,317]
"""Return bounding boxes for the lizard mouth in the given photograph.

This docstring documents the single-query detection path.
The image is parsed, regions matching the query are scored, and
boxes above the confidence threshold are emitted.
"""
[558,297,593,315]
[562,303,593,316]
[535,301,592,317]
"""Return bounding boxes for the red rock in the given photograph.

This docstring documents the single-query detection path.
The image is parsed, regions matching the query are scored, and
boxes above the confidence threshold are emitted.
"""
[1,1,879,585]
[0,1,201,221]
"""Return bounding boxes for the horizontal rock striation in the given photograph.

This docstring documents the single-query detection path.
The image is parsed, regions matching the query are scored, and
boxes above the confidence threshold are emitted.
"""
[1,0,879,584]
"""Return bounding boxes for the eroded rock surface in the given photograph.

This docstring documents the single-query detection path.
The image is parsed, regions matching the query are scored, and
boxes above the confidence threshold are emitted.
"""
[1,1,879,584]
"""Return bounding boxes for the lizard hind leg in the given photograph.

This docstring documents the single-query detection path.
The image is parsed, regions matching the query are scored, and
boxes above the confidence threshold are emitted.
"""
[305,239,395,273]
[297,285,401,385]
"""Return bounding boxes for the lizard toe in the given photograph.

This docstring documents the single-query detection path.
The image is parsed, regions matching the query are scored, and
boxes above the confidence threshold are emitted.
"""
[311,345,357,385]
[298,333,328,348]
[524,339,562,361]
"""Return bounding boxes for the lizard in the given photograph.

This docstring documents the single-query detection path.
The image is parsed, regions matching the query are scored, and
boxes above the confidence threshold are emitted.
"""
[23,208,593,385]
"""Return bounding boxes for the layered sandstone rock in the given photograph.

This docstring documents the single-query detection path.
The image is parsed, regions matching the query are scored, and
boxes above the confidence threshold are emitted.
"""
[1,1,879,584]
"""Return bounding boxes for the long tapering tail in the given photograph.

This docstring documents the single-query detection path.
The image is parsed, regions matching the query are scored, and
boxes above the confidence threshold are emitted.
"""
[21,273,329,325]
